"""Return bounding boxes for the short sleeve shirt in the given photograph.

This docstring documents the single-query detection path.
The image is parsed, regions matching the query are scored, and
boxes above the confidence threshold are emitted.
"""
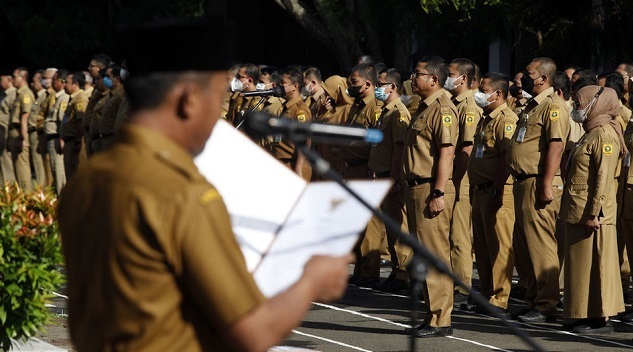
[368,97,411,173]
[403,89,459,180]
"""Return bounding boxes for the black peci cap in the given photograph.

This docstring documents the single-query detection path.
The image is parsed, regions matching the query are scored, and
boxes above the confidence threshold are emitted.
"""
[118,18,234,76]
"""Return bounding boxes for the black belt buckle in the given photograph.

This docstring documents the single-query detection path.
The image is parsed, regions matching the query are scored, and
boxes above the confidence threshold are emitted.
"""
[407,177,434,187]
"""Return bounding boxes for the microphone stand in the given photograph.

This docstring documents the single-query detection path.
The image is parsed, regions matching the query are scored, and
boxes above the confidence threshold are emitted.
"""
[295,143,546,352]
[235,96,267,130]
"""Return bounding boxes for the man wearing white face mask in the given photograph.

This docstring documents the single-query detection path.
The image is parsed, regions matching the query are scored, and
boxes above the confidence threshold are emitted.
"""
[302,67,327,120]
[444,58,482,304]
[227,64,260,128]
[506,57,571,323]
[467,72,518,314]
[257,67,284,117]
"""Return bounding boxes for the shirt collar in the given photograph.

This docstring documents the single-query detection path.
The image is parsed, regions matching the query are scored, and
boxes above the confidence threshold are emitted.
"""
[487,102,509,120]
[533,87,555,105]
[422,89,447,107]
[118,125,202,180]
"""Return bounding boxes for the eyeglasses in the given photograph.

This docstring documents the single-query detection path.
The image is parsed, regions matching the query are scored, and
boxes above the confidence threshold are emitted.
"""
[410,72,432,79]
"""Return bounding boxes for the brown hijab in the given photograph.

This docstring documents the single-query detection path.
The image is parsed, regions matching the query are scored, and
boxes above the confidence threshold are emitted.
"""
[577,85,628,156]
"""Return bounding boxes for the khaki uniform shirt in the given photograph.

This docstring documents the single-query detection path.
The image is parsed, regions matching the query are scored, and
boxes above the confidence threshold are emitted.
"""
[0,87,16,130]
[38,88,56,130]
[272,96,312,160]
[342,95,381,163]
[368,97,411,174]
[30,88,47,130]
[452,90,483,147]
[99,84,125,136]
[82,89,101,133]
[403,89,459,180]
[90,89,112,138]
[226,92,261,127]
[563,124,620,225]
[506,87,571,176]
[567,101,585,151]
[305,89,327,120]
[45,90,69,135]
[262,96,284,116]
[60,89,88,140]
[58,126,264,352]
[114,95,130,134]
[467,103,518,185]
[508,96,529,116]
[11,85,35,126]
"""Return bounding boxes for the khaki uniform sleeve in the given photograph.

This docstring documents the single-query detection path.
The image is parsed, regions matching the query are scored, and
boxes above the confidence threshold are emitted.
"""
[434,105,456,147]
[461,107,481,144]
[589,133,619,217]
[543,102,566,142]
[178,186,264,327]
[497,114,517,153]
[391,106,411,144]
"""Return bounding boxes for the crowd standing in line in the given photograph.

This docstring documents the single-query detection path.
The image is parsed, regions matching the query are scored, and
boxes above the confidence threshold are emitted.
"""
[7,46,633,343]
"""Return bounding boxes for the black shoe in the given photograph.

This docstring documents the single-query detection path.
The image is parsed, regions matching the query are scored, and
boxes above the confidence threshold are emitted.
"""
[620,310,633,322]
[509,307,532,320]
[517,309,556,323]
[404,321,428,335]
[561,318,590,331]
[453,292,469,305]
[348,275,361,285]
[406,325,453,338]
[510,285,527,299]
[379,278,408,293]
[573,319,613,334]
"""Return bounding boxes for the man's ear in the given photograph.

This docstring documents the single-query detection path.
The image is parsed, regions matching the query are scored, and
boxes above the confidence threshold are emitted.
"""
[176,84,199,120]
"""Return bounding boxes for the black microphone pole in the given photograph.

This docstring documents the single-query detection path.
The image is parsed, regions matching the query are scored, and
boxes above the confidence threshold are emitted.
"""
[294,144,546,352]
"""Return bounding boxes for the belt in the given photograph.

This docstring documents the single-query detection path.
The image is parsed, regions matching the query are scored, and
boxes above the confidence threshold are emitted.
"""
[407,177,435,187]
[9,123,20,129]
[472,181,494,192]
[513,174,541,182]
[375,171,391,178]
[46,133,59,140]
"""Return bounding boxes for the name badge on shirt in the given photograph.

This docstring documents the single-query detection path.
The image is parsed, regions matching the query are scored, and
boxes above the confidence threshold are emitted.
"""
[516,126,526,143]
[626,153,631,168]
[475,144,484,158]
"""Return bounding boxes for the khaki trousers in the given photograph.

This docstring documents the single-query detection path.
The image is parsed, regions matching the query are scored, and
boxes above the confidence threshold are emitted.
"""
[29,131,46,187]
[356,215,385,278]
[406,180,455,327]
[382,186,413,280]
[450,176,473,295]
[472,185,515,309]
[513,176,561,315]
[620,184,633,295]
[564,223,624,318]
[0,128,14,183]
[46,138,65,195]
[8,129,32,191]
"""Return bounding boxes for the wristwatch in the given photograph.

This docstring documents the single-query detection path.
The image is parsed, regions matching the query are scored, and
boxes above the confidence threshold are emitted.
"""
[432,189,445,198]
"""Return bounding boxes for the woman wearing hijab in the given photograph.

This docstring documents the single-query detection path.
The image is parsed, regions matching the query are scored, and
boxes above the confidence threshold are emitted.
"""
[562,85,627,333]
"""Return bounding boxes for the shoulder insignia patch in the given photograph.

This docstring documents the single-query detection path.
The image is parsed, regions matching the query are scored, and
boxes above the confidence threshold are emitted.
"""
[76,103,83,112]
[466,112,475,126]
[199,188,220,204]
[603,143,613,156]
[23,96,31,104]
[442,114,452,127]
[504,123,515,135]
[549,105,560,122]
[297,110,306,122]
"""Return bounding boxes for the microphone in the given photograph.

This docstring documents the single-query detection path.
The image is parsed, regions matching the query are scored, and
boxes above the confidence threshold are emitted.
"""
[244,111,383,144]
[240,86,285,98]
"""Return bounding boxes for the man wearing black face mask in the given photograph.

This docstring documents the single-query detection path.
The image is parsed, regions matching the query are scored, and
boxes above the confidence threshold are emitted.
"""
[506,57,571,323]
[340,63,380,180]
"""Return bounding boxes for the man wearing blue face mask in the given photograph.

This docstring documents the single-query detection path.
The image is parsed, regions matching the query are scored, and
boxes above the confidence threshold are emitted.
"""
[444,58,482,305]
[364,68,413,293]
[99,64,125,151]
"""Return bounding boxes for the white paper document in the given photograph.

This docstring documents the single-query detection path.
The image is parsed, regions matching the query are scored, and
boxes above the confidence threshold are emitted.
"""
[195,120,391,297]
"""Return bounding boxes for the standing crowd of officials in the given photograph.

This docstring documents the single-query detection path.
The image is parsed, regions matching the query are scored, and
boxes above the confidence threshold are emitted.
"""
[224,57,633,337]
[0,54,129,194]
[7,50,633,341]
